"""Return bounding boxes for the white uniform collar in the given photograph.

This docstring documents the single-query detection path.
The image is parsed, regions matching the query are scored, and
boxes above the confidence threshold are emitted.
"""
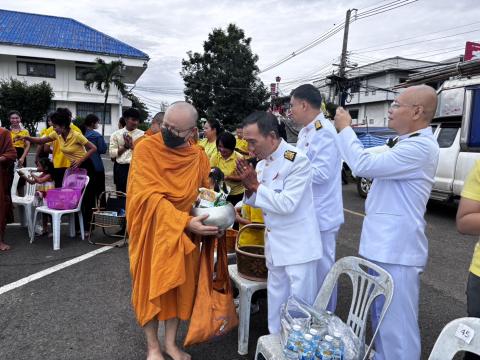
[398,126,432,141]
[266,139,287,163]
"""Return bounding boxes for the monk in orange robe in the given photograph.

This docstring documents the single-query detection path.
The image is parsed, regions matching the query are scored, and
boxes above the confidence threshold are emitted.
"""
[127,102,220,360]
[0,127,17,251]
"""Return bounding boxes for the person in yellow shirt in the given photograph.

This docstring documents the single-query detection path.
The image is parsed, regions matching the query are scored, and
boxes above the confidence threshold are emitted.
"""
[235,124,249,157]
[19,108,97,233]
[39,118,82,188]
[236,202,265,246]
[8,110,31,167]
[198,119,222,164]
[210,132,244,205]
[457,160,480,360]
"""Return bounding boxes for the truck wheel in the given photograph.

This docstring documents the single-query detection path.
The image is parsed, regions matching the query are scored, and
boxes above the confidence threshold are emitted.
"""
[357,177,372,198]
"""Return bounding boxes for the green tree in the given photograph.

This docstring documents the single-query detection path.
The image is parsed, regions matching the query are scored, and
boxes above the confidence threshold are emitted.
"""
[126,93,149,122]
[181,24,269,130]
[0,79,54,135]
[83,58,127,136]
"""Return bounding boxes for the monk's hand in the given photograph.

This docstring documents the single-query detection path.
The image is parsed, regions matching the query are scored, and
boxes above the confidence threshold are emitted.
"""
[187,214,220,236]
[236,159,259,192]
[334,107,352,132]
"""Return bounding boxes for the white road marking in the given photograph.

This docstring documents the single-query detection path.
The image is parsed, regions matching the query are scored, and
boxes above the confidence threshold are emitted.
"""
[344,208,365,217]
[0,242,121,296]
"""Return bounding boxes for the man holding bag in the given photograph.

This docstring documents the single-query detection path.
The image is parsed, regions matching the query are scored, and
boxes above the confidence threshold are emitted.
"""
[127,101,220,360]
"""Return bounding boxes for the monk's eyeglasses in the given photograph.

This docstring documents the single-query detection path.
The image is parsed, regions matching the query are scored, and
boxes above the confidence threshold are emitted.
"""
[162,123,195,137]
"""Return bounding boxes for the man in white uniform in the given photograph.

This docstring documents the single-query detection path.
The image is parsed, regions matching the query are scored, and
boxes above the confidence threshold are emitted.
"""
[334,85,439,360]
[237,111,323,334]
[290,84,344,311]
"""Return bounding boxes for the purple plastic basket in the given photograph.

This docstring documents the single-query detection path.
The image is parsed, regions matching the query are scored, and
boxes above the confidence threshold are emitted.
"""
[46,188,82,210]
[62,168,87,189]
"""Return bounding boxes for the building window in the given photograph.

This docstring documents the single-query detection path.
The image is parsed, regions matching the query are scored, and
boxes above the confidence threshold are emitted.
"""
[76,102,111,124]
[17,61,55,78]
[76,66,93,81]
[371,89,376,95]
[369,119,375,125]
[365,90,369,96]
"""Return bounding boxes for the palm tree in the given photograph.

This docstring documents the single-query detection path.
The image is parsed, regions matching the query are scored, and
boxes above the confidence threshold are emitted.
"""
[83,58,127,136]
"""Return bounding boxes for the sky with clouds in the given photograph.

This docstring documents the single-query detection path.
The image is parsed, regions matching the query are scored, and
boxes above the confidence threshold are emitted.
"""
[1,0,478,113]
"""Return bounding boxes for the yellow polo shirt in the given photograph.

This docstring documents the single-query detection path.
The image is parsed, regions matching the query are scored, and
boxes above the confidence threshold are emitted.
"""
[48,128,88,162]
[10,129,29,148]
[238,205,265,246]
[461,160,480,277]
[198,138,218,165]
[235,137,249,155]
[210,151,244,196]
[44,124,81,168]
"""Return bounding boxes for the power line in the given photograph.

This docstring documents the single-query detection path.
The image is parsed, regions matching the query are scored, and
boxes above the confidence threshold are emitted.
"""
[351,21,480,52]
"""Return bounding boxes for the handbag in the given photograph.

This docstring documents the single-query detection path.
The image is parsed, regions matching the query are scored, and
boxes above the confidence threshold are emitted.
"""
[184,235,239,346]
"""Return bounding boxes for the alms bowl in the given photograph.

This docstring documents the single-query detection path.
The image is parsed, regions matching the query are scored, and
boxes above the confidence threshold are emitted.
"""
[190,203,236,229]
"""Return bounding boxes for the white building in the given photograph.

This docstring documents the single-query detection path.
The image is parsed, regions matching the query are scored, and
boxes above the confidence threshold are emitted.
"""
[315,57,439,127]
[0,9,149,135]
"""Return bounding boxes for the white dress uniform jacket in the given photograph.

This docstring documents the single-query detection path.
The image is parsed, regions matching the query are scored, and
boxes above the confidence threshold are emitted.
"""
[244,139,323,267]
[337,126,439,267]
[296,113,344,231]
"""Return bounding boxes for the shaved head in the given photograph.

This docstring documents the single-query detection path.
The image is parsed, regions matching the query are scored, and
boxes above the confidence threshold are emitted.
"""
[164,101,198,128]
[402,85,438,122]
[152,112,165,125]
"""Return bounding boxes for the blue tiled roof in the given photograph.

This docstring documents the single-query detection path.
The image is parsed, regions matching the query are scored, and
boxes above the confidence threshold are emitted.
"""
[0,9,149,60]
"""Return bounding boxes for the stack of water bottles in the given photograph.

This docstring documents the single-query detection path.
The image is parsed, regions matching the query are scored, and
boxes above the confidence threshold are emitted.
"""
[280,297,360,360]
[284,314,345,360]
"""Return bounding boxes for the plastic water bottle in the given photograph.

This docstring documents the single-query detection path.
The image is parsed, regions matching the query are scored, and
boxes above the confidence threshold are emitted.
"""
[309,328,321,348]
[331,332,344,360]
[298,333,315,360]
[284,324,303,359]
[315,335,333,359]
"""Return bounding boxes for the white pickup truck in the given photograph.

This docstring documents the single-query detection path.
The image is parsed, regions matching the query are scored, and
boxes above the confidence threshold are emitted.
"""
[356,76,480,201]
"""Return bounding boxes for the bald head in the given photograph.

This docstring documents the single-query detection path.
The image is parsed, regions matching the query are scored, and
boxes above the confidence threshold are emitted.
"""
[402,85,438,122]
[152,112,165,125]
[164,101,198,129]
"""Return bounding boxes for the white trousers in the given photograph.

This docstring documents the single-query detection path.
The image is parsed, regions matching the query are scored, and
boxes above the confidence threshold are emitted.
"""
[317,229,338,312]
[370,261,423,360]
[266,259,318,334]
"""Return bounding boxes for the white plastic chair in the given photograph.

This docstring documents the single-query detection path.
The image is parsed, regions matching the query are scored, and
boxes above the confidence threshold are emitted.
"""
[11,168,38,238]
[254,256,394,360]
[428,317,480,359]
[228,223,268,356]
[30,176,89,250]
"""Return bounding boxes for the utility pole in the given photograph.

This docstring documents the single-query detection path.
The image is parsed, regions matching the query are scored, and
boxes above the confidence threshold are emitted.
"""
[337,8,356,105]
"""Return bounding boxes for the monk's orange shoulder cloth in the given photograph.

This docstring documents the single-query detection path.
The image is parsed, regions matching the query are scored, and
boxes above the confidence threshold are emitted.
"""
[126,132,210,326]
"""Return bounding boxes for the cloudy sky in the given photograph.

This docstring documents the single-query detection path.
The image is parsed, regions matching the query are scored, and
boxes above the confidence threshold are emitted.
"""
[1,0,478,113]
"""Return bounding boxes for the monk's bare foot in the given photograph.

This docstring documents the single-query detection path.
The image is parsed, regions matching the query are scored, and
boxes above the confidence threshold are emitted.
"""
[146,347,165,360]
[0,242,11,251]
[165,344,191,360]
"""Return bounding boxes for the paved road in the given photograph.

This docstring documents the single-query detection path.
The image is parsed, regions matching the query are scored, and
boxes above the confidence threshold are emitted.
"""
[0,163,477,359]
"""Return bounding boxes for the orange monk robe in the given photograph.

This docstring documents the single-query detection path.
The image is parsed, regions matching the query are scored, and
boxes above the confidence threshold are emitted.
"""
[133,128,155,146]
[126,132,210,326]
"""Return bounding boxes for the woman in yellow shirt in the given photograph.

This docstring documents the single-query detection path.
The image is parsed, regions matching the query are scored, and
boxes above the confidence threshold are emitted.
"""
[18,108,97,234]
[457,159,480,360]
[210,132,244,205]
[198,119,222,164]
[8,110,30,167]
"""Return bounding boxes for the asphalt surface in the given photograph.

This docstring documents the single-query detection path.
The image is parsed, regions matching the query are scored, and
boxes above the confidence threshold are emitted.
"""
[0,157,477,359]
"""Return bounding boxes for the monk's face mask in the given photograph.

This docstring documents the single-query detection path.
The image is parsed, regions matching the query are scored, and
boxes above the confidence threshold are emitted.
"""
[161,127,187,148]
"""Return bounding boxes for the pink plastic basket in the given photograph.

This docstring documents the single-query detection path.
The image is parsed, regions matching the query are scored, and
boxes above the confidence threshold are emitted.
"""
[46,188,82,210]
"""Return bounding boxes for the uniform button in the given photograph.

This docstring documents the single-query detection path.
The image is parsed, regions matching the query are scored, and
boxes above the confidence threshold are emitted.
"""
[263,212,267,216]
[267,228,271,232]
[261,180,265,183]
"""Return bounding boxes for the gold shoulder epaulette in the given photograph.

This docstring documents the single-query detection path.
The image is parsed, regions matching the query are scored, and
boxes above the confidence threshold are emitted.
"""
[315,120,323,130]
[284,150,297,162]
